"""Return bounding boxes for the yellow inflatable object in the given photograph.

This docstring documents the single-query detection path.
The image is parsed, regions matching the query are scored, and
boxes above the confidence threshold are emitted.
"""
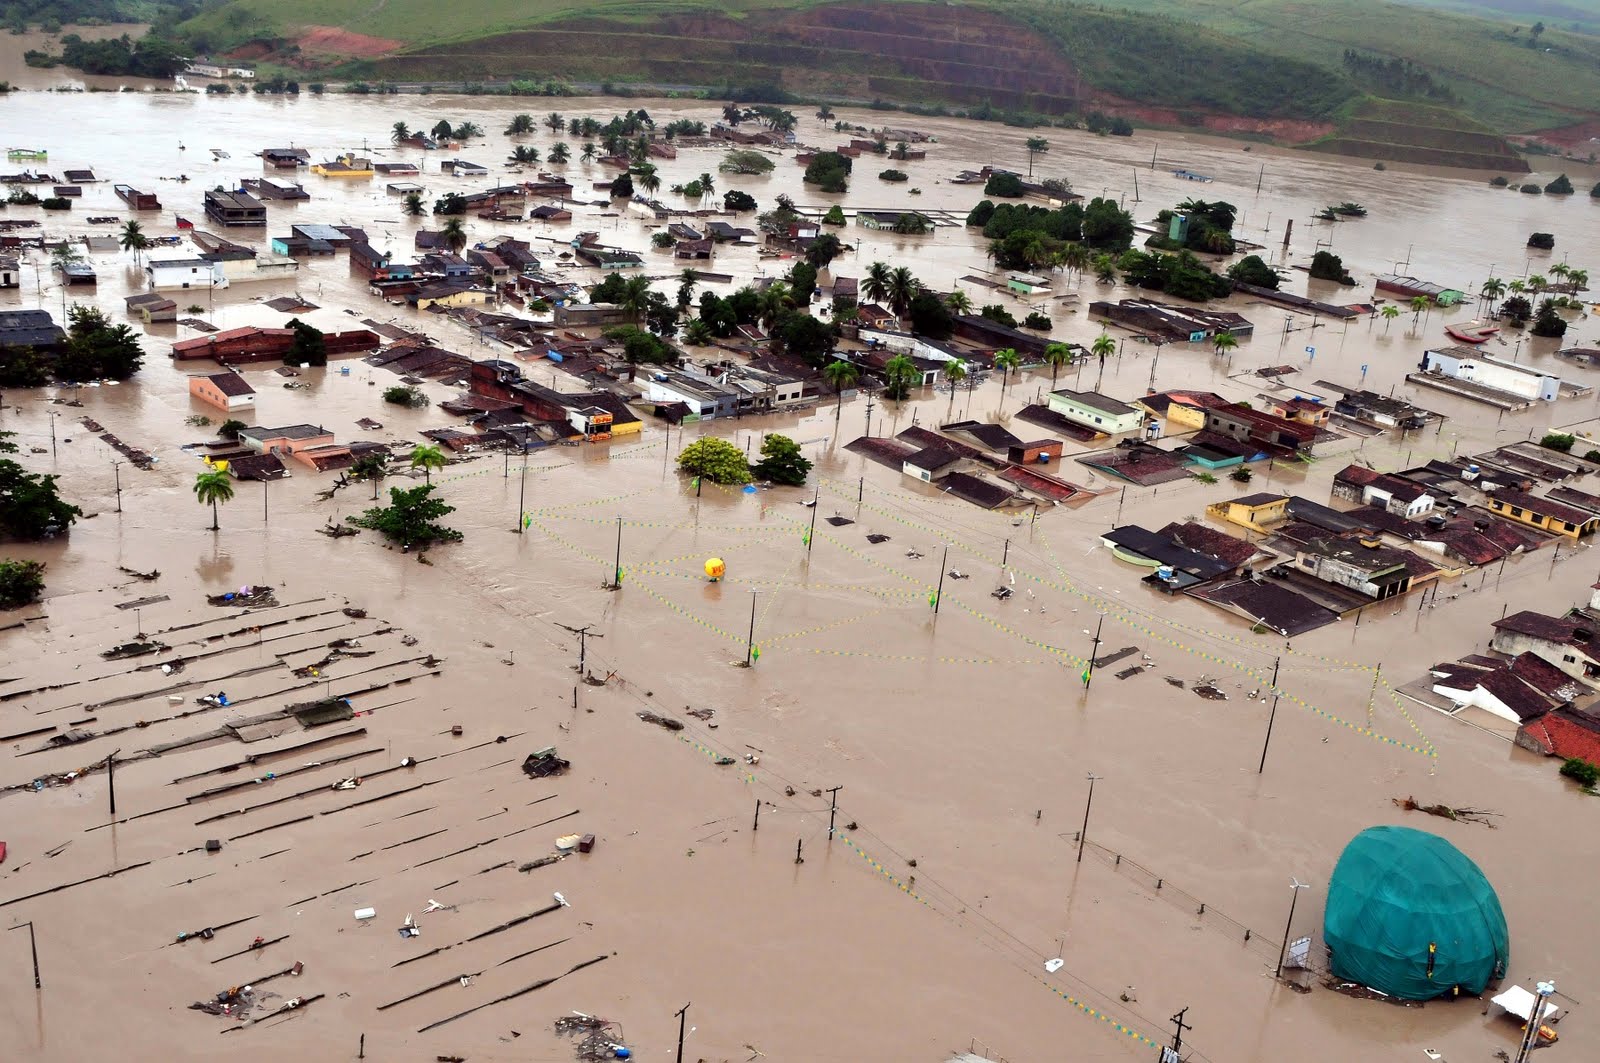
[704,557,725,581]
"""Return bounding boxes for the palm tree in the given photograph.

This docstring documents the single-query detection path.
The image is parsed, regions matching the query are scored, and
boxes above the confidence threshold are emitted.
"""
[887,266,919,319]
[1381,304,1400,332]
[508,145,540,165]
[758,281,792,330]
[439,218,468,255]
[1092,254,1117,284]
[409,444,446,485]
[823,359,859,424]
[683,318,714,346]
[1090,332,1115,365]
[1549,262,1571,285]
[945,288,973,316]
[193,469,233,530]
[1569,268,1588,292]
[883,354,921,400]
[1043,342,1072,387]
[391,121,411,144]
[677,268,698,309]
[402,192,425,217]
[352,452,388,499]
[1063,242,1091,283]
[119,219,150,265]
[1528,274,1548,296]
[862,261,892,307]
[545,112,564,133]
[1480,277,1506,313]
[431,119,455,141]
[454,122,482,140]
[993,347,1020,408]
[635,164,661,197]
[619,275,653,323]
[942,360,967,421]
[1508,279,1527,295]
[1408,294,1431,331]
[505,113,535,136]
[1212,329,1238,358]
[549,142,571,165]
[697,171,716,203]
[580,142,597,164]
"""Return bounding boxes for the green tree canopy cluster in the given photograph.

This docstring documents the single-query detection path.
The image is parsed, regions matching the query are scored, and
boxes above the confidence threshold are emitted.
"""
[0,430,81,541]
[349,484,461,548]
[983,172,1026,197]
[25,33,186,78]
[1152,199,1238,254]
[753,434,812,486]
[678,438,751,485]
[1226,254,1281,290]
[0,558,45,609]
[1309,251,1354,285]
[53,305,145,382]
[1117,250,1232,301]
[803,152,851,194]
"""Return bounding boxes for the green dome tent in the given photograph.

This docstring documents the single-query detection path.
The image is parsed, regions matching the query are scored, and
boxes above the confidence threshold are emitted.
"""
[1324,826,1509,1000]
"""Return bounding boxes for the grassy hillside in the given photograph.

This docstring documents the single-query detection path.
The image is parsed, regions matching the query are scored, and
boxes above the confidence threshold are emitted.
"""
[1079,0,1600,132]
[171,0,1599,134]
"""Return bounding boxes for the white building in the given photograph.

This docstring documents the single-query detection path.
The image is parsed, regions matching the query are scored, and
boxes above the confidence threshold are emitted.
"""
[146,257,229,292]
[185,60,255,79]
[1421,347,1561,402]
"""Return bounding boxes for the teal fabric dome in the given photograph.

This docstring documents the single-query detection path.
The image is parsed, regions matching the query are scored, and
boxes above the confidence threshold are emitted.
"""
[1323,826,1509,1000]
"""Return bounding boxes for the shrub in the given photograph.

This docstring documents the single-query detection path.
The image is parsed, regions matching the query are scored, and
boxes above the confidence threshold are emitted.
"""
[1022,311,1051,330]
[803,152,851,193]
[1545,174,1574,195]
[723,189,756,212]
[1527,232,1555,250]
[1560,757,1600,789]
[1539,432,1575,452]
[979,303,1018,328]
[1519,183,1542,194]
[219,419,247,440]
[1490,175,1509,187]
[1531,300,1568,339]
[821,205,846,226]
[1227,254,1280,290]
[1230,467,1253,483]
[1592,181,1600,199]
[1586,450,1600,463]
[1195,472,1218,484]
[651,231,676,248]
[752,433,812,486]
[383,385,427,407]
[0,558,46,609]
[878,169,908,182]
[41,196,70,210]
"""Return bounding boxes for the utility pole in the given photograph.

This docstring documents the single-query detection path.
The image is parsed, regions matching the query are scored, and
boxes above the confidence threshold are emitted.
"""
[49,410,56,458]
[1083,615,1104,688]
[516,451,528,533]
[933,545,948,614]
[106,747,121,816]
[610,515,623,589]
[1002,538,1010,567]
[1114,485,1127,528]
[9,921,41,989]
[1512,981,1556,1063]
[558,623,602,676]
[745,591,757,666]
[1276,878,1310,979]
[674,1002,691,1063]
[112,460,123,513]
[1258,656,1281,774]
[826,785,843,840]
[1077,772,1100,863]
[1165,1007,1192,1061]
[806,487,819,552]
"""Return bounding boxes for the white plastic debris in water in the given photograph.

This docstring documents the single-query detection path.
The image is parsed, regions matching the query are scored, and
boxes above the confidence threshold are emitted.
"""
[553,892,570,908]
[1044,958,1065,973]
[354,907,376,920]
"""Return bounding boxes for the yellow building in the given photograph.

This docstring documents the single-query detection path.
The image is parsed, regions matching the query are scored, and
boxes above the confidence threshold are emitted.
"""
[311,153,374,177]
[1206,492,1290,533]
[1134,390,1231,431]
[1487,489,1600,542]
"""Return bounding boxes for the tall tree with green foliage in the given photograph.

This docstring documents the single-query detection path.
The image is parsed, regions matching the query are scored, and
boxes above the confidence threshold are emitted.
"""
[883,355,921,401]
[1043,342,1073,386]
[350,484,461,548]
[193,469,233,531]
[286,318,327,367]
[943,360,968,421]
[119,219,150,265]
[753,434,813,486]
[439,218,468,255]
[678,438,751,485]
[409,444,446,485]
[993,348,1021,407]
[823,359,859,425]
[0,430,80,539]
[0,558,46,609]
[55,306,144,382]
[1024,136,1050,176]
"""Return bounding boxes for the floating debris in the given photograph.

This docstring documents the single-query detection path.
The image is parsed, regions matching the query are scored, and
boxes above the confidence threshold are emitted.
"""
[636,710,684,732]
[207,585,278,609]
[521,748,571,779]
[101,640,167,660]
[1392,795,1499,827]
[1193,682,1228,701]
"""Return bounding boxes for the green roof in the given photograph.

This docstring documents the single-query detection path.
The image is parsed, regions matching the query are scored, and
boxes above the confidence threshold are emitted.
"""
[1323,826,1508,1000]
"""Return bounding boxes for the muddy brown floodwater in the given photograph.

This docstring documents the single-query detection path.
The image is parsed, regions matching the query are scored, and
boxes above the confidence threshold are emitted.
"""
[3,30,1600,1063]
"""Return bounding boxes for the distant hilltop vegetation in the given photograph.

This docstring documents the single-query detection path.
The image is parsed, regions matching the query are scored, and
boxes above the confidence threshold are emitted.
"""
[14,0,1600,153]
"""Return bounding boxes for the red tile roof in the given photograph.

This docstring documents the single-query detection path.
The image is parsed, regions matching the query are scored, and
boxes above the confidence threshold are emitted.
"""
[1519,708,1600,763]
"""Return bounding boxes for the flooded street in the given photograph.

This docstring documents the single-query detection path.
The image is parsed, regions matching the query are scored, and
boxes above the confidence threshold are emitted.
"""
[3,36,1600,1063]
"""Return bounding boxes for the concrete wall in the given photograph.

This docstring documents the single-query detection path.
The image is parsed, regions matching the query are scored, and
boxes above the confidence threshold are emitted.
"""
[1490,630,1600,688]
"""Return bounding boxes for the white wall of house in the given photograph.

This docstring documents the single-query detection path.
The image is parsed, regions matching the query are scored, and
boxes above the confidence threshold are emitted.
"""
[146,259,229,291]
